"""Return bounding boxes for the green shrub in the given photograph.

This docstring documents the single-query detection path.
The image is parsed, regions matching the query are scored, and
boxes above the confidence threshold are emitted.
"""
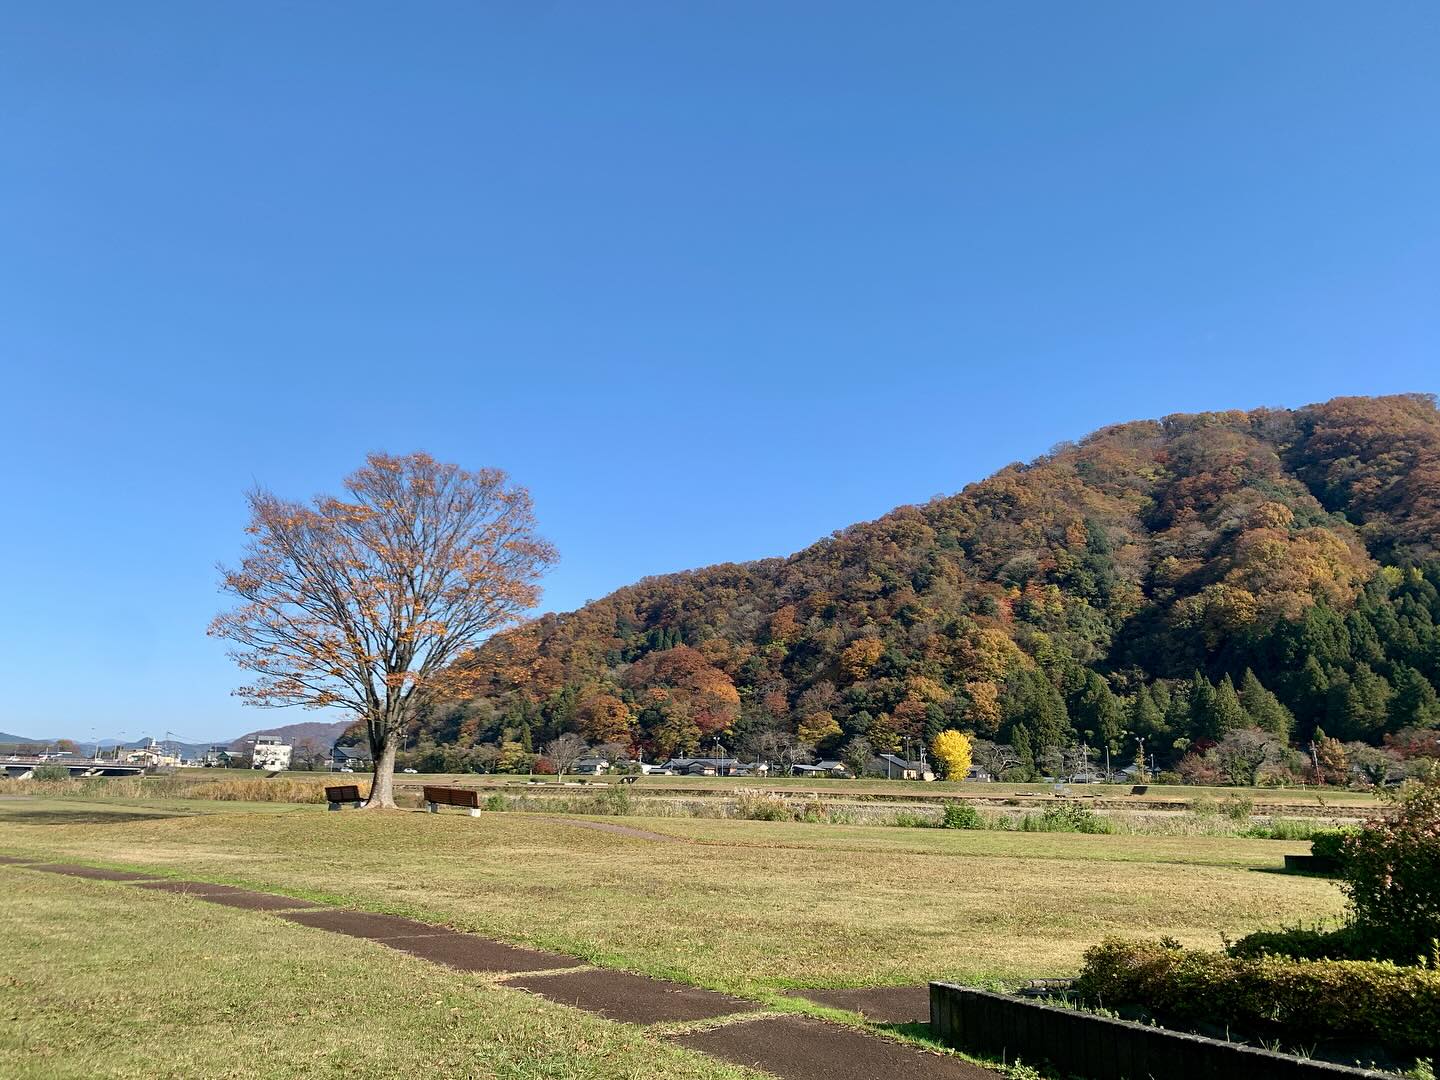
[1226,924,1378,962]
[32,765,71,781]
[1344,770,1440,961]
[483,793,507,812]
[1218,795,1254,822]
[1246,817,1324,842]
[590,786,632,816]
[942,802,983,830]
[1036,801,1111,834]
[1076,937,1440,1052]
[1309,827,1360,861]
[891,810,938,829]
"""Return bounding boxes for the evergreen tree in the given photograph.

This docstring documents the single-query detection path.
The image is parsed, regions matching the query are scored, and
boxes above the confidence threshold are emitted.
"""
[1329,663,1392,741]
[1389,664,1440,730]
[1213,674,1250,736]
[1074,671,1124,748]
[1187,672,1219,740]
[1239,668,1294,741]
[1012,724,1036,780]
[1128,685,1166,742]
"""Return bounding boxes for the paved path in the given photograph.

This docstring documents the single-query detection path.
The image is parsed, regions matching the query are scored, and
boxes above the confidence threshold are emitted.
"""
[782,984,931,1024]
[8,859,996,1080]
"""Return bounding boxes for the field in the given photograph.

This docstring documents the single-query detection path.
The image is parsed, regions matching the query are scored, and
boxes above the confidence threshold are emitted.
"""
[0,790,1351,1077]
[122,768,1391,807]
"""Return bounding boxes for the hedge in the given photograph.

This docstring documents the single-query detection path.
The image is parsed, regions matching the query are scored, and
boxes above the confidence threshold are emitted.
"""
[1309,827,1359,861]
[1074,938,1440,1053]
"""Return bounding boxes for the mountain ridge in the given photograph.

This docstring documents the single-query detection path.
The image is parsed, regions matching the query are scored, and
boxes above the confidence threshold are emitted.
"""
[409,395,1440,777]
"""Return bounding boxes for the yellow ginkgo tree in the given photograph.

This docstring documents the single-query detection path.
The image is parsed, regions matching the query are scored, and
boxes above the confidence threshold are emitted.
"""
[931,729,973,781]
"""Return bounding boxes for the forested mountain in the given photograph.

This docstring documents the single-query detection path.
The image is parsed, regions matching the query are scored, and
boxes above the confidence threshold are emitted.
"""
[412,394,1440,779]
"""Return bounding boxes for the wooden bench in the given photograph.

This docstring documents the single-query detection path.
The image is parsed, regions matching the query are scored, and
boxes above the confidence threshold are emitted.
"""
[1130,785,1149,795]
[325,784,365,811]
[423,785,482,817]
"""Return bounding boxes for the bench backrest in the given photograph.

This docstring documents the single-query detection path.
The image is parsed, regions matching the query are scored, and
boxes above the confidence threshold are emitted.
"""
[423,785,480,808]
[326,785,363,802]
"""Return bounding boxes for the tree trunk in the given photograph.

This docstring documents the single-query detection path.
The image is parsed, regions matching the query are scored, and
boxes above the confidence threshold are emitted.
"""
[362,728,399,809]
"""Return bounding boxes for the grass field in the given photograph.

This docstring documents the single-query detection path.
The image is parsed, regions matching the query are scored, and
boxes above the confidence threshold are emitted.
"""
[0,868,761,1080]
[113,768,1389,808]
[0,796,1345,998]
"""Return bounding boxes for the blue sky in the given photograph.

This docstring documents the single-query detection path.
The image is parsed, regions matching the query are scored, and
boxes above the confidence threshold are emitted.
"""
[1,2,1436,742]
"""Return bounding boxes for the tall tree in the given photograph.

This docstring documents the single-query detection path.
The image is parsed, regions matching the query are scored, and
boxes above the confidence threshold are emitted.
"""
[210,453,557,808]
[1073,671,1124,749]
[1212,674,1250,736]
[1238,669,1294,741]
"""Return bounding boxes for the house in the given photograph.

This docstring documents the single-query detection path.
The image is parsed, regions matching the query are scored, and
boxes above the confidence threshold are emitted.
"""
[331,745,372,772]
[571,757,611,776]
[202,745,237,768]
[865,754,936,781]
[965,765,993,782]
[249,735,293,771]
[123,739,180,769]
[792,760,851,778]
[660,756,753,777]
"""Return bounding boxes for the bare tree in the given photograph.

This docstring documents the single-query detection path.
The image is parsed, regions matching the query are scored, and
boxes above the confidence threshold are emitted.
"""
[1215,728,1281,787]
[210,452,556,808]
[971,739,1020,781]
[545,732,588,777]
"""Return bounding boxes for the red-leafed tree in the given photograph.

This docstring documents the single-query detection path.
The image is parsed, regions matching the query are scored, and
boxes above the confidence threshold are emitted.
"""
[210,452,557,808]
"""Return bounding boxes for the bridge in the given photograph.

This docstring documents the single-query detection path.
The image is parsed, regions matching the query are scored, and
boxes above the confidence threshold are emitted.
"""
[1,756,147,778]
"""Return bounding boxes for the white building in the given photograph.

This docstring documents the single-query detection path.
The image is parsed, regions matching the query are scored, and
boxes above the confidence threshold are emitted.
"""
[250,735,293,771]
[124,740,181,768]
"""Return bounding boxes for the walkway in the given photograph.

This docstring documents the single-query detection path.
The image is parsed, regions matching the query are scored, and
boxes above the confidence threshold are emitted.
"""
[5,857,995,1080]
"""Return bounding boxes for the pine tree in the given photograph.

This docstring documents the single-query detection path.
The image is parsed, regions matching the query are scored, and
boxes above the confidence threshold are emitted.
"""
[1213,674,1250,735]
[1187,672,1219,740]
[1239,668,1294,741]
[1128,686,1165,742]
[1389,664,1440,730]
[1074,671,1124,748]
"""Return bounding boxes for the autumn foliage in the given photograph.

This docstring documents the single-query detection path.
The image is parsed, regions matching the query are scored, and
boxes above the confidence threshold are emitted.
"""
[210,452,556,806]
[410,396,1440,780]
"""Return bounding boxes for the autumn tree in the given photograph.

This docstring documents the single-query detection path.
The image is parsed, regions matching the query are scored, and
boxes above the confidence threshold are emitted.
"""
[579,693,635,745]
[210,453,556,808]
[931,729,973,780]
[796,710,842,748]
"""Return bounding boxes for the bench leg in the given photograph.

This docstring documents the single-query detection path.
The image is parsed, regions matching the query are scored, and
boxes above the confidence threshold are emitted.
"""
[327,802,341,812]
[468,807,481,817]
[428,802,438,813]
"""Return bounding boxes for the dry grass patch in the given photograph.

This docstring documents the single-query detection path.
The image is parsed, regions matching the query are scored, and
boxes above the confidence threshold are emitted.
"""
[0,869,761,1080]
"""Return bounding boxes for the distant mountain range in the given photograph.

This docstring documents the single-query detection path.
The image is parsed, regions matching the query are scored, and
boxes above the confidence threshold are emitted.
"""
[0,719,353,759]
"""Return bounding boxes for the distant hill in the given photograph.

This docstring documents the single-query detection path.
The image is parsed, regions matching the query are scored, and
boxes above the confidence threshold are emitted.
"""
[421,394,1440,776]
[0,732,40,746]
[229,720,352,758]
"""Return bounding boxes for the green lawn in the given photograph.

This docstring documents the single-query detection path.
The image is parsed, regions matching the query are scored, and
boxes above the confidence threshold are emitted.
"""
[0,796,1345,996]
[0,869,760,1080]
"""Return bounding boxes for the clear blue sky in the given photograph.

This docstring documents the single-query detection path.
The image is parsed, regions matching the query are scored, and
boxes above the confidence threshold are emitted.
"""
[1,2,1436,742]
